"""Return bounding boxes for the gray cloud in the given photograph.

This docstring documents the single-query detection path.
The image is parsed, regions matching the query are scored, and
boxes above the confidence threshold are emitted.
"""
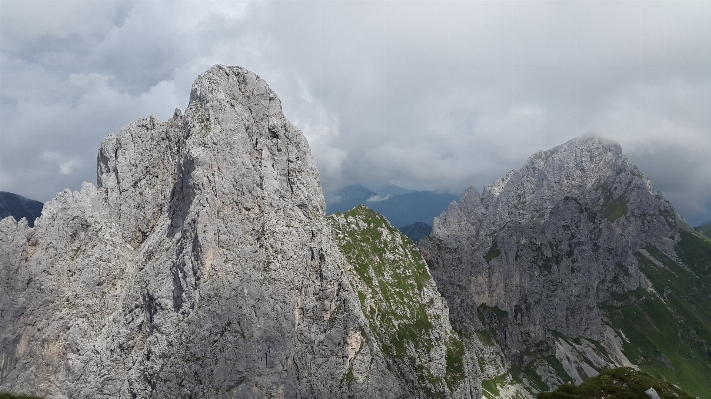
[1,0,710,225]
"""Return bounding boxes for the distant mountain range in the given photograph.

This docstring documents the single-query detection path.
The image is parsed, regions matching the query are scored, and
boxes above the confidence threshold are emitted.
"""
[398,222,433,242]
[326,184,457,229]
[0,191,43,227]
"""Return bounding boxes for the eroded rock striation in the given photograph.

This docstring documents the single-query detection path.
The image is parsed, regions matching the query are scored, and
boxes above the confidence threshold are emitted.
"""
[420,136,711,397]
[0,65,476,398]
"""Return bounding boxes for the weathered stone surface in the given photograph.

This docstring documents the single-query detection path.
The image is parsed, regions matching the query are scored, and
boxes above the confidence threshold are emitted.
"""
[329,206,480,398]
[0,65,477,398]
[420,136,691,397]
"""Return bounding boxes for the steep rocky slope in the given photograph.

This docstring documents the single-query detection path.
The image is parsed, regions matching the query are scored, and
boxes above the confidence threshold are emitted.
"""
[0,65,477,398]
[329,206,479,398]
[419,136,711,398]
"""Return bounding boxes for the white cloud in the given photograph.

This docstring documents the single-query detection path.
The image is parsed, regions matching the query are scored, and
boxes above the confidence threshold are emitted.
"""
[0,0,119,43]
[278,76,349,193]
[41,151,79,175]
[366,195,391,203]
[0,0,710,223]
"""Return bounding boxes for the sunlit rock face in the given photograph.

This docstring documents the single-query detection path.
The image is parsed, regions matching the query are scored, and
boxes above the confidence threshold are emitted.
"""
[0,65,479,399]
[420,136,691,396]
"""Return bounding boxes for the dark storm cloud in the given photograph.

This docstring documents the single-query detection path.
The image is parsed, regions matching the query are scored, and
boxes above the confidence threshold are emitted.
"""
[1,1,710,225]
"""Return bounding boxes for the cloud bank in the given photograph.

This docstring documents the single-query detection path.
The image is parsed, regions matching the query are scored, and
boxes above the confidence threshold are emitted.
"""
[1,1,710,225]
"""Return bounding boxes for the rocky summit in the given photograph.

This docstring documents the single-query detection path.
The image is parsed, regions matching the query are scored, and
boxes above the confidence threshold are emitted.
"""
[420,136,711,398]
[0,65,475,398]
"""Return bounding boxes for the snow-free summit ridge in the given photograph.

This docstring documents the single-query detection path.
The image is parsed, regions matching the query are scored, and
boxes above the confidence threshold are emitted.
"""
[0,65,476,398]
[420,136,711,397]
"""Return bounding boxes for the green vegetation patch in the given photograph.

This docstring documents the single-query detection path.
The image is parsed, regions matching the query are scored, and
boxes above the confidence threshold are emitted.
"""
[445,337,466,392]
[604,287,646,307]
[675,230,711,271]
[329,205,466,395]
[695,221,711,238]
[537,367,694,399]
[476,304,510,355]
[630,168,645,179]
[600,190,628,222]
[481,374,509,399]
[484,241,501,263]
[478,304,508,321]
[604,246,711,397]
[506,356,571,393]
[531,242,566,274]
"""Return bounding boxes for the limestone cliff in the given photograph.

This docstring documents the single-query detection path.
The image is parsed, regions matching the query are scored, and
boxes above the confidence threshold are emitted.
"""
[420,136,711,397]
[0,65,477,398]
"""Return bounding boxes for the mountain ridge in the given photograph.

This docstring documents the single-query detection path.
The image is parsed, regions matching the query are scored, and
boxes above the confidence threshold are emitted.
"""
[419,136,710,397]
[1,65,709,399]
[0,65,477,398]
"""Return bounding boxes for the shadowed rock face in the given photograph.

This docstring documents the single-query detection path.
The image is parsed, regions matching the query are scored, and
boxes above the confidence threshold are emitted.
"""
[419,136,691,394]
[0,65,477,399]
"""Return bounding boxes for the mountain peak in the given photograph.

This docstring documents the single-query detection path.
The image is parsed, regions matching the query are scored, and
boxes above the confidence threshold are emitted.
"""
[421,136,707,396]
[540,134,621,156]
[1,65,481,398]
[188,65,282,114]
[435,136,661,245]
[487,135,629,198]
[97,65,325,246]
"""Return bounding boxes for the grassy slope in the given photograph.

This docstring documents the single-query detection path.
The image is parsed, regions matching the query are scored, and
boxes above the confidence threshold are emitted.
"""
[537,367,694,399]
[695,221,711,238]
[330,205,711,397]
[477,228,711,398]
[605,231,711,398]
[329,205,467,397]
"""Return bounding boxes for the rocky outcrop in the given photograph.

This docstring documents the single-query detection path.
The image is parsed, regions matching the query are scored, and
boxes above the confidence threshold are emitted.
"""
[329,206,479,398]
[0,65,477,398]
[419,136,702,396]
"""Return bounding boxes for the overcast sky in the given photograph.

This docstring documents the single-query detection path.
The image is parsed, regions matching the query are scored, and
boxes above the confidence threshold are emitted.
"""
[1,1,710,225]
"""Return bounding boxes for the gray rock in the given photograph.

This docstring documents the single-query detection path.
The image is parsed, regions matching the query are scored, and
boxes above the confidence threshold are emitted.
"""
[0,65,476,398]
[420,136,689,395]
[644,387,661,399]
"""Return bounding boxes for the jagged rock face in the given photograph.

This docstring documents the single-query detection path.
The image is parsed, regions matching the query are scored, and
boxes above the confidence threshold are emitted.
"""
[419,137,690,394]
[1,65,473,398]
